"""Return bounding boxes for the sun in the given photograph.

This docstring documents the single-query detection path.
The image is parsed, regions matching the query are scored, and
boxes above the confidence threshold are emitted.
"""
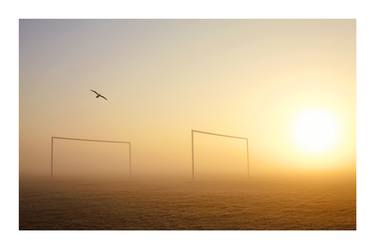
[293,109,339,153]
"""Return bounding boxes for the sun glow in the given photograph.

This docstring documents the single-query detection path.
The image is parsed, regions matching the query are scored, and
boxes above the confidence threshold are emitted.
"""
[293,110,339,153]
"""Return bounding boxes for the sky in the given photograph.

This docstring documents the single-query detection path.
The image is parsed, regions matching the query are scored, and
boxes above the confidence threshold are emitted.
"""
[19,20,355,178]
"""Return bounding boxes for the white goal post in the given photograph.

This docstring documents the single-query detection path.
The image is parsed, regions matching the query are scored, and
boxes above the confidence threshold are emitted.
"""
[50,136,132,177]
[191,129,250,179]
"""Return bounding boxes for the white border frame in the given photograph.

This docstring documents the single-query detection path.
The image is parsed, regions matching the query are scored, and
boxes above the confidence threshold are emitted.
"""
[1,0,374,248]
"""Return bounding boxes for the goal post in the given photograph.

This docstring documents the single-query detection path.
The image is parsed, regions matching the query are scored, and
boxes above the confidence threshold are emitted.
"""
[191,129,249,179]
[50,136,132,177]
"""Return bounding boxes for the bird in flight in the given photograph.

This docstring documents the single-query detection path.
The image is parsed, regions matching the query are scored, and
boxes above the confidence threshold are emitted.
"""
[90,90,108,101]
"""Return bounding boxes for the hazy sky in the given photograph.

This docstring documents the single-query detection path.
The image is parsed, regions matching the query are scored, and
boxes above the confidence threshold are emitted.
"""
[20,20,355,178]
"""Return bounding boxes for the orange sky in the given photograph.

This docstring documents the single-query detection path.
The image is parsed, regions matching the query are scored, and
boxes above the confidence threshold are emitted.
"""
[19,20,355,178]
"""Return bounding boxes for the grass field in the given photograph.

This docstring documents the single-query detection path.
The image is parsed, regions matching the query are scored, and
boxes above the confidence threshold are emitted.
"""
[19,175,355,230]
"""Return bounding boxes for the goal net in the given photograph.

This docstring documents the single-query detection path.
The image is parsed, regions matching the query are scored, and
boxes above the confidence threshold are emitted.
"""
[50,136,132,177]
[191,129,249,179]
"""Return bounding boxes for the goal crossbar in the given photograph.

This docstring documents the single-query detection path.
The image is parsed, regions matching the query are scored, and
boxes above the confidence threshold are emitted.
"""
[50,136,132,177]
[191,129,249,179]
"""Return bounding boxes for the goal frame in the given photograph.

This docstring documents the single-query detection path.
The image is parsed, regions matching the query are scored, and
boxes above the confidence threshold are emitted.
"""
[50,136,132,177]
[191,129,249,179]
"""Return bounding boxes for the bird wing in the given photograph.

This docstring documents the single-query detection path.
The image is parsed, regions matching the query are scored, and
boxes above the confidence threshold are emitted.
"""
[90,89,99,95]
[100,95,108,101]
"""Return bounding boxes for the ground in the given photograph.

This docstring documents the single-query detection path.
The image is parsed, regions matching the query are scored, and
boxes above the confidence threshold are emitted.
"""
[19,176,356,230]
